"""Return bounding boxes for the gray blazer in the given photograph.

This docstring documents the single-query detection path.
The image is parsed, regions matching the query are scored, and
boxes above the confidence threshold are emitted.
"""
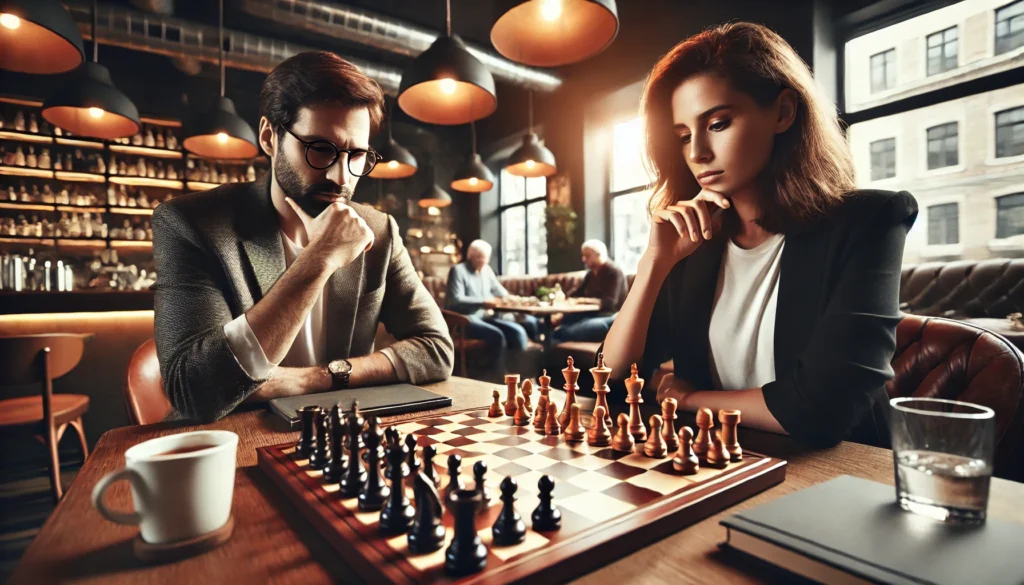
[152,177,454,422]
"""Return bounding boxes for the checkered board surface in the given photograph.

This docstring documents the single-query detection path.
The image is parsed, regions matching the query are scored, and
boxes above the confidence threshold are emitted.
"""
[257,408,787,585]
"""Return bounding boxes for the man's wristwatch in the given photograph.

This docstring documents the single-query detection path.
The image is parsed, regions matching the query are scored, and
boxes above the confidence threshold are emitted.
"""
[327,359,353,390]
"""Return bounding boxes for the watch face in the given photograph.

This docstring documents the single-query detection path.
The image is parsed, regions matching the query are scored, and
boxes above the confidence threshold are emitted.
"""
[330,360,351,376]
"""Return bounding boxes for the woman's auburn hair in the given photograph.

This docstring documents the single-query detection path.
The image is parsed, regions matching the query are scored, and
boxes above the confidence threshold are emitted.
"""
[640,22,855,232]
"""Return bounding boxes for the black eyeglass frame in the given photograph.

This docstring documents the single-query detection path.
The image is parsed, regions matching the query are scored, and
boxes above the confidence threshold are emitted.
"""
[283,126,381,176]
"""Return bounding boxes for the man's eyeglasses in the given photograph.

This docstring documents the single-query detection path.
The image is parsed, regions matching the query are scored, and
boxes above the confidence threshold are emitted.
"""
[283,127,381,176]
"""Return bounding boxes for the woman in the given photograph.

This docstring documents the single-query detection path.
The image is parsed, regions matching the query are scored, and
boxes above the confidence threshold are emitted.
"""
[602,22,917,447]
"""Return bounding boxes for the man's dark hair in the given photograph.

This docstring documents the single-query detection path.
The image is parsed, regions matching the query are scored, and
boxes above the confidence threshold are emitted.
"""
[259,51,385,136]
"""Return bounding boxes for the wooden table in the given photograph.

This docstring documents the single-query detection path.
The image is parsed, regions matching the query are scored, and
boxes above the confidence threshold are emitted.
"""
[10,377,1024,585]
[491,302,601,347]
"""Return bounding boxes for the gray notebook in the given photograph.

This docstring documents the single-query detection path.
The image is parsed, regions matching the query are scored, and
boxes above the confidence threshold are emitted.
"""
[269,384,452,429]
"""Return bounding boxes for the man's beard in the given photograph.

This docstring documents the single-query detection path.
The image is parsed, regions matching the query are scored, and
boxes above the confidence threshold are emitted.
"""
[274,154,354,217]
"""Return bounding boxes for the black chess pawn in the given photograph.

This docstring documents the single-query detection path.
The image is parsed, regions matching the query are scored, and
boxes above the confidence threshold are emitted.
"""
[358,418,390,511]
[408,472,446,554]
[308,409,329,470]
[472,460,491,513]
[531,475,562,531]
[379,441,415,536]
[444,454,464,507]
[403,434,421,489]
[295,405,319,459]
[322,405,348,483]
[339,408,368,498]
[444,489,487,576]
[492,476,526,546]
[344,400,365,452]
[363,418,386,464]
[422,444,441,489]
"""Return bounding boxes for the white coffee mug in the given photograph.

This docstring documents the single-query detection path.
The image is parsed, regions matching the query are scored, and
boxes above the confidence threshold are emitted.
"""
[91,430,238,544]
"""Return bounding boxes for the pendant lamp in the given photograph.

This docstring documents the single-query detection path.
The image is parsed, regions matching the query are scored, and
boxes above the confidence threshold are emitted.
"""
[506,91,556,177]
[398,0,496,126]
[0,0,84,74]
[491,0,619,67]
[369,100,417,179]
[418,184,452,208]
[451,122,495,192]
[41,0,139,140]
[182,0,258,160]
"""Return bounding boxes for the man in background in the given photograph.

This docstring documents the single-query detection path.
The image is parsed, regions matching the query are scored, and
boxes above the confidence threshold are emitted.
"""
[551,239,626,343]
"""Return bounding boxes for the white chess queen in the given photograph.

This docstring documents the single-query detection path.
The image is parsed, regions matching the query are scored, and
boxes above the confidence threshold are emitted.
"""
[602,22,917,448]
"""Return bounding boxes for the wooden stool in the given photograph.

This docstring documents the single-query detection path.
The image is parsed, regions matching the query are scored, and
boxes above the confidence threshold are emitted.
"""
[0,334,93,503]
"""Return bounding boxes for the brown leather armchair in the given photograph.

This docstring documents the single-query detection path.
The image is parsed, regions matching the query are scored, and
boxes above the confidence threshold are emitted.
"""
[887,315,1024,482]
[124,338,172,425]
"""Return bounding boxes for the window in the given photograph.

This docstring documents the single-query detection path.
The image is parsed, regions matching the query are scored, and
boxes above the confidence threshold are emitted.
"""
[498,169,547,276]
[870,49,896,93]
[996,193,1024,238]
[996,0,1024,55]
[995,106,1024,158]
[609,117,653,273]
[927,203,959,245]
[870,138,896,180]
[926,122,959,169]
[926,26,958,76]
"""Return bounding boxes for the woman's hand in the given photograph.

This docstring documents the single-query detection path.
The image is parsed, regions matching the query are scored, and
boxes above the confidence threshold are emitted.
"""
[644,189,730,268]
[656,373,698,408]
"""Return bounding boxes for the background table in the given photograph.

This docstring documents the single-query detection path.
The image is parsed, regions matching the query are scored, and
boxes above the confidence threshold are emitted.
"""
[9,376,1024,585]
[491,302,601,347]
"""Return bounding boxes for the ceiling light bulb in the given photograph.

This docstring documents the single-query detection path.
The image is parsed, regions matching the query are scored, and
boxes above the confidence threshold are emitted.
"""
[0,13,21,30]
[216,132,229,144]
[87,107,105,119]
[439,78,457,95]
[525,160,536,169]
[540,0,562,21]
[469,177,479,186]
[387,160,399,169]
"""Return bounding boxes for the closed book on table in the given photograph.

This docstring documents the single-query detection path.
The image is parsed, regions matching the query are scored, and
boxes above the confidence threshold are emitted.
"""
[720,475,1024,585]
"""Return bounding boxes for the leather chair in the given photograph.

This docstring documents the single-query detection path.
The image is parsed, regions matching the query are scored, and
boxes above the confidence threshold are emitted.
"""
[886,315,1024,482]
[124,338,172,425]
[0,334,92,502]
[441,309,488,378]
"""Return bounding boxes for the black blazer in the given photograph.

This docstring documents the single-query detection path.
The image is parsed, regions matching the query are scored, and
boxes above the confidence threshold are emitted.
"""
[638,189,918,447]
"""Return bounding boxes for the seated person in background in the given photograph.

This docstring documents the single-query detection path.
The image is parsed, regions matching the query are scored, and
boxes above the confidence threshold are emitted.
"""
[445,240,540,359]
[551,239,627,343]
[602,23,916,447]
[153,51,453,422]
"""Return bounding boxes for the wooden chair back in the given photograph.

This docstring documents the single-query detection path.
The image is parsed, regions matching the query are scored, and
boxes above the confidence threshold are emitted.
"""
[124,338,172,425]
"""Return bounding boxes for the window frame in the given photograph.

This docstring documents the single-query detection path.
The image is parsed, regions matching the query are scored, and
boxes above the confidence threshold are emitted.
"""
[995,0,1024,56]
[995,192,1024,239]
[925,121,959,169]
[927,201,960,245]
[607,116,655,271]
[925,25,958,76]
[869,137,897,181]
[497,171,548,276]
[869,48,897,93]
[995,106,1024,159]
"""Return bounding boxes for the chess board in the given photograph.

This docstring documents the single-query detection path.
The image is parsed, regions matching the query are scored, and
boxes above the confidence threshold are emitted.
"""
[257,408,787,585]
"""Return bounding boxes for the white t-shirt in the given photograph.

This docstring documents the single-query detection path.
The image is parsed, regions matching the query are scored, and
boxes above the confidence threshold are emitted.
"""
[708,233,785,390]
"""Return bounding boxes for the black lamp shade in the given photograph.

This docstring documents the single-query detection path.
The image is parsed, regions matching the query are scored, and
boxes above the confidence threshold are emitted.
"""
[0,0,84,74]
[398,34,497,126]
[369,137,418,179]
[506,132,557,177]
[183,96,259,160]
[491,0,618,67]
[451,153,495,192]
[42,62,141,140]
[418,184,452,208]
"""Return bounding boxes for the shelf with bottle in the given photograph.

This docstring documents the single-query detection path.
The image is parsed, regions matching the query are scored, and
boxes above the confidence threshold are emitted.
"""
[2,245,156,296]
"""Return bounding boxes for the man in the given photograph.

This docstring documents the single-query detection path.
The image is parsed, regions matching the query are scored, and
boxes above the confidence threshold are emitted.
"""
[445,240,539,358]
[551,240,626,343]
[153,51,453,422]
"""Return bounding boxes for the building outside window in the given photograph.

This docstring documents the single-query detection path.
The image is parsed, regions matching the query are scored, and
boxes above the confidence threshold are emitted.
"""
[996,193,1024,239]
[870,138,897,180]
[609,117,653,273]
[498,169,547,276]
[995,106,1024,158]
[926,26,959,76]
[870,48,897,93]
[926,122,959,169]
[927,202,960,245]
[995,0,1024,55]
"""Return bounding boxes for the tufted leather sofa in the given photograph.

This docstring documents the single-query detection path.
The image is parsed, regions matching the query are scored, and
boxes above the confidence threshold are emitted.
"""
[886,315,1024,482]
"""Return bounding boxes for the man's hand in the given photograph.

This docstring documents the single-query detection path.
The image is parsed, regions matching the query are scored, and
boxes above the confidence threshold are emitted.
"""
[483,297,502,308]
[285,197,374,272]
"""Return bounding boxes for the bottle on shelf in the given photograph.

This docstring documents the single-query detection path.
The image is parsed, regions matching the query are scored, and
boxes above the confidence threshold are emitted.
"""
[1,146,12,166]
[246,163,256,181]
[13,111,25,132]
[41,185,54,204]
[14,146,26,166]
[6,186,15,201]
[117,186,128,207]
[137,190,149,208]
[156,128,165,149]
[18,183,28,202]
[64,153,73,171]
[82,212,93,238]
[166,132,178,151]
[26,146,37,168]
[131,131,143,146]
[39,149,52,170]
[133,219,146,241]
[144,127,155,148]
[28,114,39,134]
[96,154,106,174]
[119,160,127,175]
[53,153,62,171]
[108,154,117,175]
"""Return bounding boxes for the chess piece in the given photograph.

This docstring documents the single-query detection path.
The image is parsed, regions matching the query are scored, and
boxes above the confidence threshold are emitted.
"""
[383,428,408,482]
[672,426,699,475]
[590,352,613,427]
[533,394,549,432]
[408,472,446,554]
[521,379,534,414]
[557,357,580,428]
[563,403,585,443]
[503,374,519,416]
[488,389,502,417]
[379,441,415,535]
[358,417,390,511]
[611,413,635,453]
[445,454,464,505]
[693,408,714,458]
[544,401,561,436]
[404,433,421,480]
[513,395,531,426]
[705,430,728,469]
[295,405,319,459]
[473,460,491,512]
[345,401,366,452]
[625,363,647,442]
[587,405,612,447]
[719,409,743,461]
[308,409,329,470]
[422,444,441,489]
[531,475,561,531]
[643,414,668,458]
[445,489,487,576]
[322,405,348,483]
[538,369,552,401]
[339,412,368,498]
[661,398,680,453]
[492,476,526,546]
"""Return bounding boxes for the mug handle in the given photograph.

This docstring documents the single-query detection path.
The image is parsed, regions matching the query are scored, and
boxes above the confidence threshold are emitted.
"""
[91,468,144,525]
